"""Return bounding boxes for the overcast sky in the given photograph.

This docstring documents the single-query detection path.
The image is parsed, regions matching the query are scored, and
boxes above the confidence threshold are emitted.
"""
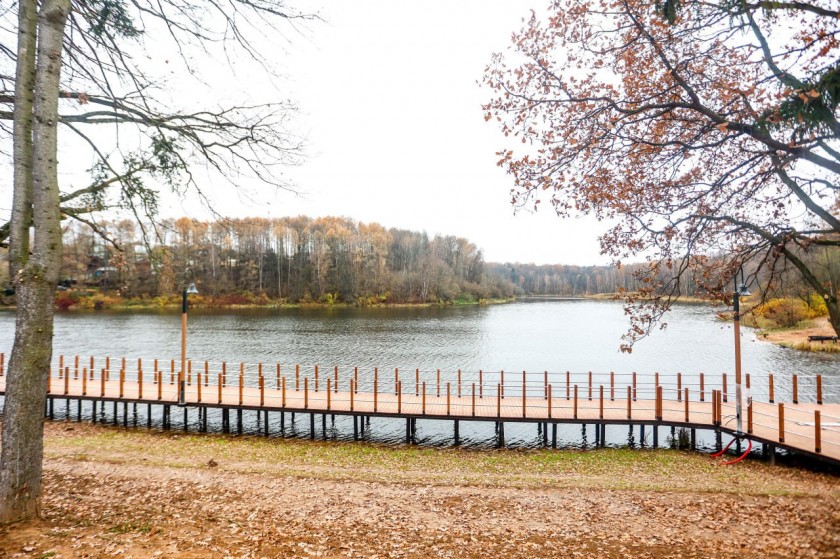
[3,1,611,266]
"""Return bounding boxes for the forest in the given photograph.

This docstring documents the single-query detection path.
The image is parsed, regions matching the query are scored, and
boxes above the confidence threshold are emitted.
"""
[35,215,680,305]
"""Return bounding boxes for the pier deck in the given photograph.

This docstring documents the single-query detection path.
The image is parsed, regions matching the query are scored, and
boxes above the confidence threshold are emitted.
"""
[0,354,837,463]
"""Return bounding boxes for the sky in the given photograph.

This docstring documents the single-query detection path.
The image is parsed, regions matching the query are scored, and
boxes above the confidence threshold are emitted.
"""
[2,1,611,266]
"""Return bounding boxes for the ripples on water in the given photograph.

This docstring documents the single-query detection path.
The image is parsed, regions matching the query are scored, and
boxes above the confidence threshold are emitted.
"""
[2,301,837,452]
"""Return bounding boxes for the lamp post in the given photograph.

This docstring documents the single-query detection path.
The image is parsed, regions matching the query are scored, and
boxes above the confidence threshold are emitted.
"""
[179,282,199,406]
[732,268,751,435]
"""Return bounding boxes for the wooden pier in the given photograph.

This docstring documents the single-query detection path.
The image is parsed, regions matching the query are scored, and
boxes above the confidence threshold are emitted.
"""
[0,353,837,463]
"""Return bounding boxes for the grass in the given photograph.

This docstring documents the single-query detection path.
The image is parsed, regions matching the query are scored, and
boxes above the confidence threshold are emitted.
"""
[43,424,840,499]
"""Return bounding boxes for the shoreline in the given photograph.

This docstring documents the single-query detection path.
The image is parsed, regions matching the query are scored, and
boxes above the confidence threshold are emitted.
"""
[753,316,840,353]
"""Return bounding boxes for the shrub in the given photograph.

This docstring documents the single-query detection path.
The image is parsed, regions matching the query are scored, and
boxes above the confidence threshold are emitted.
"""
[806,293,828,318]
[54,291,79,310]
[754,298,810,328]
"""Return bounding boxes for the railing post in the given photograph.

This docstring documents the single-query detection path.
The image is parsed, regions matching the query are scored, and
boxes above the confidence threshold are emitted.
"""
[792,374,798,404]
[700,372,705,402]
[447,382,451,416]
[656,385,662,421]
[472,383,476,417]
[769,373,774,403]
[497,384,501,417]
[397,381,402,414]
[295,364,300,391]
[422,381,426,415]
[547,384,552,419]
[632,371,637,401]
[282,376,286,408]
[778,402,785,443]
[374,372,378,413]
[722,373,727,403]
[684,387,689,422]
[747,397,753,435]
[573,384,578,420]
[817,375,823,405]
[610,371,614,401]
[259,375,265,407]
[327,378,332,410]
[314,365,319,392]
[627,386,631,420]
[350,379,355,411]
[304,377,309,409]
[599,385,604,420]
[815,410,821,453]
[677,372,682,402]
[217,373,222,405]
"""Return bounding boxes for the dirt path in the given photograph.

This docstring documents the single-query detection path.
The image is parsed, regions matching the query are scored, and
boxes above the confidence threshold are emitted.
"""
[1,424,838,558]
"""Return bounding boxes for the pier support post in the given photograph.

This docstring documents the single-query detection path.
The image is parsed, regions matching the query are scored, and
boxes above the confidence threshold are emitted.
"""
[639,424,645,447]
[237,409,243,435]
[280,412,285,434]
[113,402,118,426]
[406,418,411,444]
[85,400,89,423]
[222,408,230,433]
[454,420,460,446]
[670,426,676,449]
[552,423,557,448]
[310,413,315,440]
[322,414,326,439]
[690,428,696,450]
[595,423,600,447]
[203,408,209,432]
[133,403,137,427]
[768,444,776,466]
[653,426,658,449]
[601,424,606,448]
[77,399,82,421]
[715,430,722,452]
[498,422,505,448]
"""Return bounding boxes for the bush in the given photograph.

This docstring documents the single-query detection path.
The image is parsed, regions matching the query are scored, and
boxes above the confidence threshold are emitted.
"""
[753,298,810,328]
[806,293,828,318]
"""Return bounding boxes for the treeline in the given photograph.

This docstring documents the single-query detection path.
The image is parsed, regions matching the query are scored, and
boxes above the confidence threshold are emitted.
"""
[51,216,717,304]
[60,216,513,304]
[489,262,703,297]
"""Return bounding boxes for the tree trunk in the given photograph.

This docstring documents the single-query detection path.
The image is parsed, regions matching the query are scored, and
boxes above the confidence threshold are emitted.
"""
[0,0,71,524]
[827,295,840,339]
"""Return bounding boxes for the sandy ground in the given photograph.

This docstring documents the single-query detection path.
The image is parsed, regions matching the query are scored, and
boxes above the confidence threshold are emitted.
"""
[0,423,839,559]
[758,316,839,351]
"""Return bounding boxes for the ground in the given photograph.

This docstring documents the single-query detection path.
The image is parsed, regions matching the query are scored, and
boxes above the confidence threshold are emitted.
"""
[758,316,840,352]
[1,422,839,559]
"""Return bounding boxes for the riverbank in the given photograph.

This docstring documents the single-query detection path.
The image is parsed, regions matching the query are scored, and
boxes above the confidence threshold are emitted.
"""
[0,292,516,312]
[1,422,838,558]
[755,316,840,353]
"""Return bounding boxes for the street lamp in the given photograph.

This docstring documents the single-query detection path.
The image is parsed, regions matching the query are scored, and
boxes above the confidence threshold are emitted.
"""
[732,267,751,435]
[179,281,199,406]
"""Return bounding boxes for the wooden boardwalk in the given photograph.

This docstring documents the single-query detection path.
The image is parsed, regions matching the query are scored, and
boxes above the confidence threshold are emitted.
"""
[0,354,837,463]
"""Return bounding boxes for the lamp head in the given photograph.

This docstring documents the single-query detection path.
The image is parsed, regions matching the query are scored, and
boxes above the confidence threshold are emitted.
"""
[736,283,750,297]
[186,282,199,295]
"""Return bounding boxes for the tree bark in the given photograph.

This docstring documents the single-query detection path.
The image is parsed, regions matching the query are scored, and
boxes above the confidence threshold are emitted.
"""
[0,0,70,524]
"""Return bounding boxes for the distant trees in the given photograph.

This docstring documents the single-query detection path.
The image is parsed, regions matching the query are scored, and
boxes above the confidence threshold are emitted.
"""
[483,0,840,348]
[58,216,508,304]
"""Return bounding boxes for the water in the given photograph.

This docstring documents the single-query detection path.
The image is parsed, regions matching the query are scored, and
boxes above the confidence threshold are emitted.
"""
[1,301,837,450]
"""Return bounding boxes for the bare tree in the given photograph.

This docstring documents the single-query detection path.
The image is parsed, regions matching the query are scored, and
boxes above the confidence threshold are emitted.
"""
[0,0,315,523]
